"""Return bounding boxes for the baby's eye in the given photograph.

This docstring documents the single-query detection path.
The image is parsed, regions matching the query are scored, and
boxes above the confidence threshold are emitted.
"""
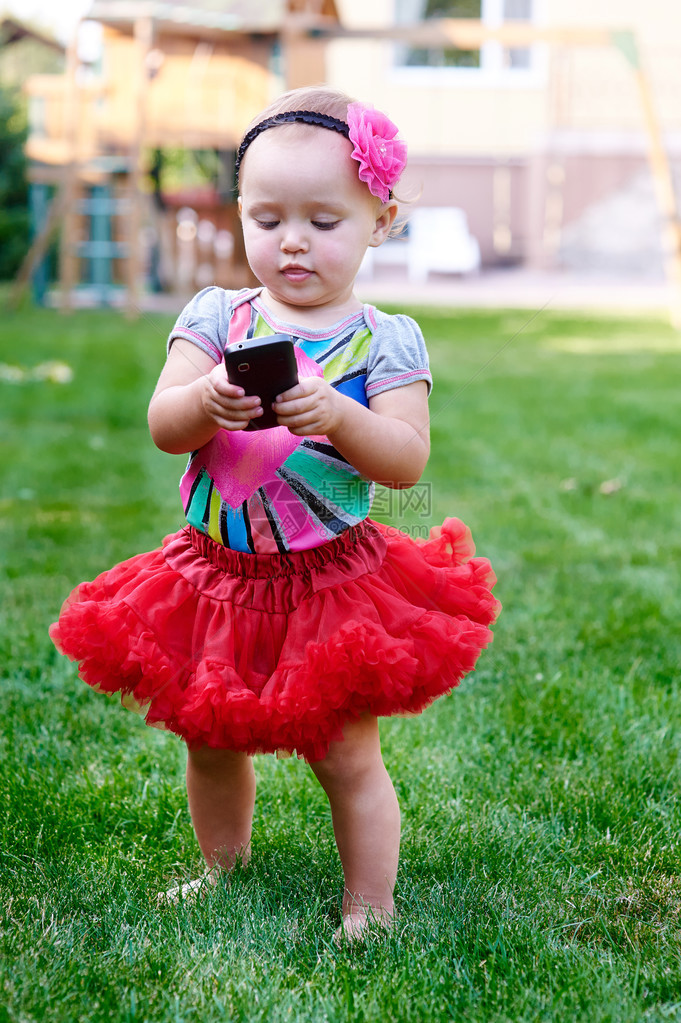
[312,220,339,231]
[256,219,279,230]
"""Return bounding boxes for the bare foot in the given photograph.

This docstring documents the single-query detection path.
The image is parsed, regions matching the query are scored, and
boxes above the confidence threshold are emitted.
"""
[334,908,393,945]
[156,869,220,906]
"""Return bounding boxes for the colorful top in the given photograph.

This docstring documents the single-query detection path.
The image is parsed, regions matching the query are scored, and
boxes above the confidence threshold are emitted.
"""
[168,287,431,554]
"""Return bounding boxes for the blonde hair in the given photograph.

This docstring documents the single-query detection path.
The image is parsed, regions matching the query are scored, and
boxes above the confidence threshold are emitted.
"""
[242,86,355,136]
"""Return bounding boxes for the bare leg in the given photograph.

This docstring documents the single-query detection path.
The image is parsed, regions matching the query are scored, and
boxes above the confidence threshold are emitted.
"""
[186,745,256,871]
[158,746,255,904]
[310,714,400,938]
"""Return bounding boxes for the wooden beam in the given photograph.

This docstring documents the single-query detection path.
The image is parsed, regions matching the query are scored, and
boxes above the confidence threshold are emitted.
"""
[304,19,615,49]
[612,32,681,326]
[125,15,155,319]
[58,37,81,314]
[9,187,68,309]
[281,13,328,89]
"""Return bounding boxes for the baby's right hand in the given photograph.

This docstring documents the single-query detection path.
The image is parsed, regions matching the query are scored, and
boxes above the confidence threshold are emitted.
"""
[200,362,264,431]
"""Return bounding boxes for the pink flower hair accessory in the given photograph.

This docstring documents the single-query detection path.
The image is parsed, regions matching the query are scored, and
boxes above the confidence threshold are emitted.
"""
[347,102,408,203]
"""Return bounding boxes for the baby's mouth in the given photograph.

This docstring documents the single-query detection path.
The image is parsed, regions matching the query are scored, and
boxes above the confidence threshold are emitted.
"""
[281,265,313,281]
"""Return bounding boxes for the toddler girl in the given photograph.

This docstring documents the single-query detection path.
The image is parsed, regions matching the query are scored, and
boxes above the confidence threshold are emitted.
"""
[50,87,500,940]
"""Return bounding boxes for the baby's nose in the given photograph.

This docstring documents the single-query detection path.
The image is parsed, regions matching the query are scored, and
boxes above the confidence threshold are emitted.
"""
[280,225,309,253]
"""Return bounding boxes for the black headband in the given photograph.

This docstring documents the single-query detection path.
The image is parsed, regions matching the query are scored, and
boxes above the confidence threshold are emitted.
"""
[235,110,350,180]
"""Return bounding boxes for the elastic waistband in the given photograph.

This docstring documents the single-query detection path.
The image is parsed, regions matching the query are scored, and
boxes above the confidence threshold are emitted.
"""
[188,520,383,581]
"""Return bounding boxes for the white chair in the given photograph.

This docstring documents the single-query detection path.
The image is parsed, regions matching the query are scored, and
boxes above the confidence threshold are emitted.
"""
[406,207,481,283]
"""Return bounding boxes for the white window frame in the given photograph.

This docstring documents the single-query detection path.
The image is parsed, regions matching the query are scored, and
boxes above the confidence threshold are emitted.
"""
[391,0,547,89]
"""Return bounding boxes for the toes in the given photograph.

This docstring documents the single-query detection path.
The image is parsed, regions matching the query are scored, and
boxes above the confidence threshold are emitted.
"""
[334,910,393,945]
[156,870,219,906]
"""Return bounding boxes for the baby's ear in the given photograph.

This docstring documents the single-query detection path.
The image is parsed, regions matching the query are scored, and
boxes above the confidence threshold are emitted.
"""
[237,196,243,217]
[369,201,398,247]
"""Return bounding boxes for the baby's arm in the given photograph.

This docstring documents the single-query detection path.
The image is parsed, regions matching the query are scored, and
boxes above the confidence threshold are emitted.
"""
[273,378,430,489]
[148,338,264,454]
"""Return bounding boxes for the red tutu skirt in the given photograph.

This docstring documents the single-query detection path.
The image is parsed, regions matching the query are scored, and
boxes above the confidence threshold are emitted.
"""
[49,518,500,761]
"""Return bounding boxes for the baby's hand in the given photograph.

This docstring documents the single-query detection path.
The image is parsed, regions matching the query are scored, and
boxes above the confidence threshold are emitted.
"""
[200,362,264,431]
[272,377,342,436]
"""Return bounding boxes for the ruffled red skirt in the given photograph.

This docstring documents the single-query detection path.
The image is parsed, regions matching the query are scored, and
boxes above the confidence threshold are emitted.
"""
[49,518,500,761]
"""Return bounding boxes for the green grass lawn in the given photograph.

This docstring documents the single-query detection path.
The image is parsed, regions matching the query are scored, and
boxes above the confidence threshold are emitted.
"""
[1,297,680,1022]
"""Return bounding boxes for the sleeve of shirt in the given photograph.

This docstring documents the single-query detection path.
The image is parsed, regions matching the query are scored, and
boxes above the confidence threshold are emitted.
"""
[166,287,238,362]
[365,308,433,398]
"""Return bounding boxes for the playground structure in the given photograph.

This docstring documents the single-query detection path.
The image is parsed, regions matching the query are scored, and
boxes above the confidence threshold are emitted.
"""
[15,0,342,313]
[12,2,681,323]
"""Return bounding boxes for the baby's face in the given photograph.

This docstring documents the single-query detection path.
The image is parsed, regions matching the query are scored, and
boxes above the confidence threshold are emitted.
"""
[239,124,392,316]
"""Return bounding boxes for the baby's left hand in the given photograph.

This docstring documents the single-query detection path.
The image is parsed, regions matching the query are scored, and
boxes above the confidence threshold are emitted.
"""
[272,377,342,436]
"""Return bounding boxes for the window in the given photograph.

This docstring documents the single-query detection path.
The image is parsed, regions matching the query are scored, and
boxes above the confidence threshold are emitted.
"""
[395,0,538,78]
[28,96,47,139]
[397,0,482,69]
[502,0,532,70]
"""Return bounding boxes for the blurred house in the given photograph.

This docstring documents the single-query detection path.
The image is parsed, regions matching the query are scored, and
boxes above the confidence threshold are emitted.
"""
[0,17,64,85]
[326,0,680,279]
[18,0,680,307]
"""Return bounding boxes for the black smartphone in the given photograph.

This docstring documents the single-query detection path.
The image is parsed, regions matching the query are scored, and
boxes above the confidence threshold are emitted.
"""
[224,333,298,430]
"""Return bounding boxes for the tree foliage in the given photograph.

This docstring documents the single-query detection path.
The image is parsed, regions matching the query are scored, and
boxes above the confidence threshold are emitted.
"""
[0,85,29,280]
